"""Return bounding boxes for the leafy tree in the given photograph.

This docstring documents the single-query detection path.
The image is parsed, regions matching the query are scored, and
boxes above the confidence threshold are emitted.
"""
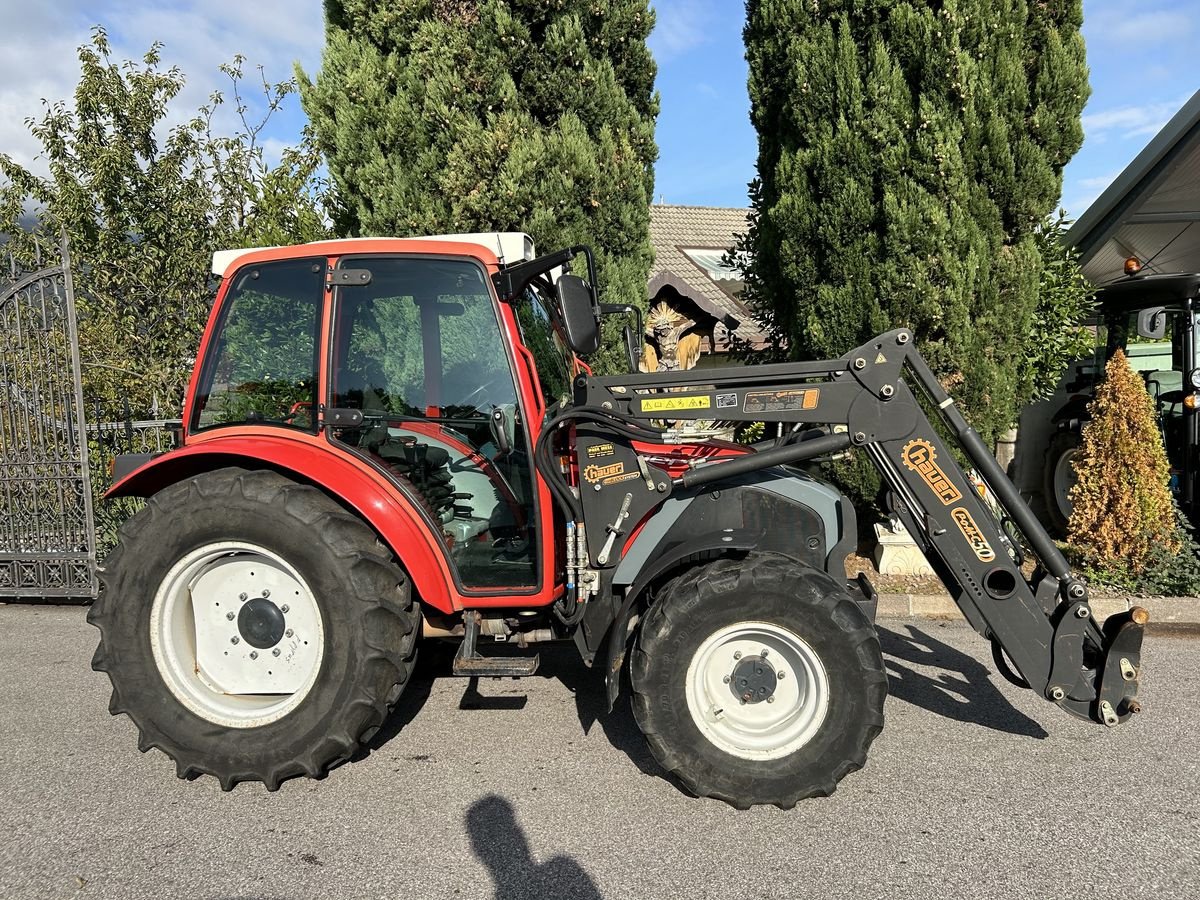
[0,29,330,415]
[739,0,1089,447]
[1068,350,1200,592]
[299,0,658,372]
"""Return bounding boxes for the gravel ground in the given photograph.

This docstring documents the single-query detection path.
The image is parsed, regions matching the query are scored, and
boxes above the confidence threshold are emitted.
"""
[1,604,1196,900]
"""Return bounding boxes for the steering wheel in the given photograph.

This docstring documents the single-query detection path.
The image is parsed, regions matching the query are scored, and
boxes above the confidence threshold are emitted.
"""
[452,372,509,413]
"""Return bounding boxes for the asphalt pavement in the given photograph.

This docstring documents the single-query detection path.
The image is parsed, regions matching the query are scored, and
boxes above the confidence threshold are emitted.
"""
[1,604,1197,900]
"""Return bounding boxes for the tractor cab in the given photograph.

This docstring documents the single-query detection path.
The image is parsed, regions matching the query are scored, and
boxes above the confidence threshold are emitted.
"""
[185,234,599,601]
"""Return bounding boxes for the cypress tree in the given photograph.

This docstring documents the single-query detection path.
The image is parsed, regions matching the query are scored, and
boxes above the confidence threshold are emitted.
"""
[299,1,658,371]
[739,0,1088,447]
[1068,350,1177,575]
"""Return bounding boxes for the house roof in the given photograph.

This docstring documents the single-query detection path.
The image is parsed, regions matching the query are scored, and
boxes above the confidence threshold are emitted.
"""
[648,204,768,344]
[1067,90,1200,285]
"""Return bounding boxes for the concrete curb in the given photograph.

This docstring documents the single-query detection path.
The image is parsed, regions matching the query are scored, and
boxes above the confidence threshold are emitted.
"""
[877,592,1200,625]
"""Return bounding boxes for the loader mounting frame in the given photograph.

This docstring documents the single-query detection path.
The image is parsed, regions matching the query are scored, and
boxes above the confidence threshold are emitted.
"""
[543,328,1145,729]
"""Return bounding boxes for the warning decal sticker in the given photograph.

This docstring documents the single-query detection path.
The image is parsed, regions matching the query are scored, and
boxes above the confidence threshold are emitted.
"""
[742,389,820,414]
[639,395,712,413]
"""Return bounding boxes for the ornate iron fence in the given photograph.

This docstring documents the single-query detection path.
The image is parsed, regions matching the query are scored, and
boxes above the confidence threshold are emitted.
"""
[0,237,96,599]
[88,405,179,561]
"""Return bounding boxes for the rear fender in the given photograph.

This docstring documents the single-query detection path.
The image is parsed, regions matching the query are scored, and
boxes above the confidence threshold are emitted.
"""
[106,439,458,613]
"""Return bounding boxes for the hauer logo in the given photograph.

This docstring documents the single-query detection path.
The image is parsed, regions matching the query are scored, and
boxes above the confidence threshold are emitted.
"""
[584,462,624,484]
[951,507,996,562]
[900,439,962,506]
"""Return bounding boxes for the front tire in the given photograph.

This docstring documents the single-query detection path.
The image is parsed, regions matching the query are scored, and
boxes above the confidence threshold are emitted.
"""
[88,467,420,790]
[630,554,886,808]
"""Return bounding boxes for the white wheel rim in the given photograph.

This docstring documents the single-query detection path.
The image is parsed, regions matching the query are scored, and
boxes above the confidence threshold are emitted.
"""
[150,542,325,728]
[685,621,829,760]
[1053,448,1078,519]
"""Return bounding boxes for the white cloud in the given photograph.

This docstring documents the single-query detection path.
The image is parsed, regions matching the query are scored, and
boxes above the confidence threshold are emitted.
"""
[650,0,715,61]
[1077,169,1123,191]
[0,0,324,176]
[1059,166,1124,218]
[1081,94,1193,141]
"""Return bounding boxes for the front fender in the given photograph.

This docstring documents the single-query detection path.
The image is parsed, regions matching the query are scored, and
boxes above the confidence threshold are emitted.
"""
[106,436,459,613]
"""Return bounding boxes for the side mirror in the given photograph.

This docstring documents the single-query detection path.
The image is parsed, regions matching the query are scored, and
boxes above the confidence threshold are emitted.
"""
[623,325,640,372]
[556,274,600,356]
[1136,307,1167,340]
[600,302,644,372]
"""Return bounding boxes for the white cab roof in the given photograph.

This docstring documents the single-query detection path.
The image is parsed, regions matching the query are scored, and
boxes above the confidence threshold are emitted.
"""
[211,232,536,277]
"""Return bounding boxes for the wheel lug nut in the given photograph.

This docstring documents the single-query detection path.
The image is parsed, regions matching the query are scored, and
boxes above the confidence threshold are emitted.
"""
[285,628,294,638]
[761,648,769,658]
[778,670,786,679]
[249,651,258,660]
[272,648,281,657]
[767,696,775,704]
[239,593,247,601]
[722,675,731,684]
[733,651,742,660]
[230,636,239,645]
[226,612,235,621]
[262,589,271,598]
[281,605,289,614]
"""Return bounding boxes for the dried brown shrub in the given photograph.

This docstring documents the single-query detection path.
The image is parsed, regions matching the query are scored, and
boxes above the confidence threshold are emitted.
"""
[1068,349,1179,570]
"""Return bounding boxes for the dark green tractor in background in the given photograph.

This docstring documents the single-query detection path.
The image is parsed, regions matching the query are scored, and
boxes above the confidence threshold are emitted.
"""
[1013,273,1200,533]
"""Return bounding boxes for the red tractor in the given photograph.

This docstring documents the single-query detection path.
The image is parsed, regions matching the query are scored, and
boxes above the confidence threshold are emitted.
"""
[90,234,1146,808]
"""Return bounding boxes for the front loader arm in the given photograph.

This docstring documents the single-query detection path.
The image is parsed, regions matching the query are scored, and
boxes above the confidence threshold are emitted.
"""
[567,328,1145,727]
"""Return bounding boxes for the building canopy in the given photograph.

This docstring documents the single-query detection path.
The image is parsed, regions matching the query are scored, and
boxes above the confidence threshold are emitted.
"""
[1069,90,1200,285]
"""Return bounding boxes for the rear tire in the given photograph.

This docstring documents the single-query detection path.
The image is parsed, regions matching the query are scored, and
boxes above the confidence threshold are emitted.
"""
[630,554,886,808]
[1043,430,1081,536]
[88,467,420,790]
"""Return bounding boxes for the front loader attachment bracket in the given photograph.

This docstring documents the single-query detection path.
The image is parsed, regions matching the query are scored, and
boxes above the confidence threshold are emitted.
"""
[1096,608,1147,725]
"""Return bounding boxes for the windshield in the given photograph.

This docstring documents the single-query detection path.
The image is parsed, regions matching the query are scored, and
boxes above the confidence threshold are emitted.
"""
[1105,308,1185,396]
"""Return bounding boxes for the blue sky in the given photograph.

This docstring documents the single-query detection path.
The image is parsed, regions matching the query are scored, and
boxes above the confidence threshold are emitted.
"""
[0,0,1196,222]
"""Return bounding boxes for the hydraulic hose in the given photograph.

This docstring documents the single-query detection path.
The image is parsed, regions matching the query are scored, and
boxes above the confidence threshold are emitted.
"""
[533,405,667,523]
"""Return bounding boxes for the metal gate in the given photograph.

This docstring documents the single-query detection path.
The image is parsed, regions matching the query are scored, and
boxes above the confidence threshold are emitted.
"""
[0,236,96,599]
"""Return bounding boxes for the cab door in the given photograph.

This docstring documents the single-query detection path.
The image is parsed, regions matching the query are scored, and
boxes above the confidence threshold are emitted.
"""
[326,254,545,593]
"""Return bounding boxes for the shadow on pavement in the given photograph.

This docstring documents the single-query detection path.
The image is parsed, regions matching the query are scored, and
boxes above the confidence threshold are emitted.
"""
[878,622,1048,739]
[538,644,664,778]
[359,640,453,754]
[361,641,663,781]
[467,794,604,900]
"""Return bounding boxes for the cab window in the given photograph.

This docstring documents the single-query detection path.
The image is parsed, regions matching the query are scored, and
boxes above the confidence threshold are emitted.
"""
[192,257,324,432]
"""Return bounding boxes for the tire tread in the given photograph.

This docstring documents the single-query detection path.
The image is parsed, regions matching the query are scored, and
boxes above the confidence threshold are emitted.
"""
[90,467,419,791]
[630,552,887,808]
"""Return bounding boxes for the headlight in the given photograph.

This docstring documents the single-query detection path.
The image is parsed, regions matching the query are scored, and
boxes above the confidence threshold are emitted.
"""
[1191,368,1200,389]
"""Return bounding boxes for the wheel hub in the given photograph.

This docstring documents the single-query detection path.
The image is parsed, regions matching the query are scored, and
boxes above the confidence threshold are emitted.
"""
[730,654,777,704]
[685,621,830,760]
[150,544,325,727]
[237,596,286,649]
